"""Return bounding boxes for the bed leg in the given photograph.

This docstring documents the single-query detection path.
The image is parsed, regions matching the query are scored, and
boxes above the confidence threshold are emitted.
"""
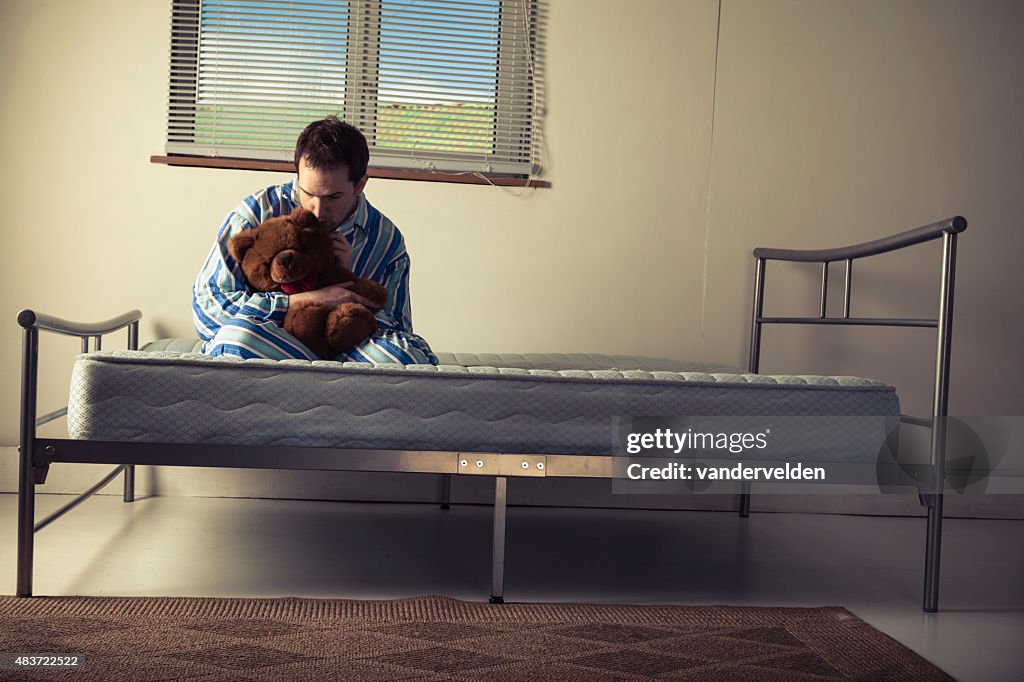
[922,418,947,612]
[123,465,136,503]
[738,482,751,517]
[923,494,943,612]
[17,322,39,598]
[922,230,956,613]
[17,446,36,598]
[439,473,452,510]
[490,476,507,604]
[743,255,764,522]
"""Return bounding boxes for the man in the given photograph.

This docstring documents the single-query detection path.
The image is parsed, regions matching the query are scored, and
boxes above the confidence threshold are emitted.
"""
[193,117,437,364]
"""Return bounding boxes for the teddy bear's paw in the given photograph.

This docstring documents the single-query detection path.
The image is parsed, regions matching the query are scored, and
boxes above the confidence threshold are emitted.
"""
[326,303,378,352]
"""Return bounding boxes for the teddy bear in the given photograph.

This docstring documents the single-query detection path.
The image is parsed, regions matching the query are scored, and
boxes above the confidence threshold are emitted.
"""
[228,207,388,358]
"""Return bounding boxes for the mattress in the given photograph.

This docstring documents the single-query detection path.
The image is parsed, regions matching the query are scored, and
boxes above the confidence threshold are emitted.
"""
[139,339,752,374]
[67,342,899,463]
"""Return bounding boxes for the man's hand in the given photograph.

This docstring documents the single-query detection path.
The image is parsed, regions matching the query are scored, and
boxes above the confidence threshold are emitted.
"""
[289,282,382,311]
[332,233,353,269]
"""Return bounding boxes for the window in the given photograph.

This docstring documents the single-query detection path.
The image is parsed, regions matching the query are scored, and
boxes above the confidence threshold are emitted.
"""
[165,0,544,179]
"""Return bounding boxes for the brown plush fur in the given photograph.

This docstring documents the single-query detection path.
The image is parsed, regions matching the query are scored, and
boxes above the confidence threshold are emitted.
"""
[228,207,388,357]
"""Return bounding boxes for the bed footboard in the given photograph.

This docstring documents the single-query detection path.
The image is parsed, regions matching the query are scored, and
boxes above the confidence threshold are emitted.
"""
[744,216,966,612]
[16,308,142,597]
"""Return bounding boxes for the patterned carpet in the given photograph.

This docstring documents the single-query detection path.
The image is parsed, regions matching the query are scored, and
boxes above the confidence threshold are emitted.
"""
[0,595,950,681]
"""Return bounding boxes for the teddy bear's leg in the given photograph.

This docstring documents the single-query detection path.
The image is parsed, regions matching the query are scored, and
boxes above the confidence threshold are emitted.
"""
[284,302,333,358]
[325,303,378,353]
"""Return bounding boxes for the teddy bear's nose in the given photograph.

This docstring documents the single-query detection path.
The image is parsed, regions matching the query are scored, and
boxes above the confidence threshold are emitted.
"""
[278,251,294,268]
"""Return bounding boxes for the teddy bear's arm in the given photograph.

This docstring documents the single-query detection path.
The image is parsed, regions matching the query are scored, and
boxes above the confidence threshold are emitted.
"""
[318,265,357,287]
[348,279,388,308]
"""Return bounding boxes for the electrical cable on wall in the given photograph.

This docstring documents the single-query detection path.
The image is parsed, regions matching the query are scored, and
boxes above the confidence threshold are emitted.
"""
[699,0,724,357]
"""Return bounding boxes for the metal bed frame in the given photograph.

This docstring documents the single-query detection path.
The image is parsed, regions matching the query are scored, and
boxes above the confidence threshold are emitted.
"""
[16,216,965,612]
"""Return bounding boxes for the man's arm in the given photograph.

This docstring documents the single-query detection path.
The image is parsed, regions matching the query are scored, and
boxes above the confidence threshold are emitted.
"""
[376,251,414,332]
[192,209,291,342]
[287,281,383,311]
[328,197,415,333]
[289,251,409,333]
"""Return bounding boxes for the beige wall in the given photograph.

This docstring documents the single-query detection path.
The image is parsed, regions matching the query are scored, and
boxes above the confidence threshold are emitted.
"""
[1,0,1021,513]
[703,0,1024,418]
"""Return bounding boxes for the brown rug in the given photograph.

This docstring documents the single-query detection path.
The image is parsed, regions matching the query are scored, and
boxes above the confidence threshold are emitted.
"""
[0,595,949,681]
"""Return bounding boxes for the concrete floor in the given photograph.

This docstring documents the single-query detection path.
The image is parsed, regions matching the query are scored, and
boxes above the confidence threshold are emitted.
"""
[2,492,1022,681]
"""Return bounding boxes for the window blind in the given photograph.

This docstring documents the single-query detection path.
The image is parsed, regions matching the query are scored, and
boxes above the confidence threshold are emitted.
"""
[166,0,543,177]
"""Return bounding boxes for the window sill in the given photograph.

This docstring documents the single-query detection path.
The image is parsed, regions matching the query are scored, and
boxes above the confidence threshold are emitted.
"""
[150,155,550,188]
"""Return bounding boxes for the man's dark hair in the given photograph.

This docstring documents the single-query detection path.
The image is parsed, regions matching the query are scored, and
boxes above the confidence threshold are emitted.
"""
[294,116,369,183]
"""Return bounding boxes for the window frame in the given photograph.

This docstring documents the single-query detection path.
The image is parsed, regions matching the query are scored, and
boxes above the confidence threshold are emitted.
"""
[157,0,547,187]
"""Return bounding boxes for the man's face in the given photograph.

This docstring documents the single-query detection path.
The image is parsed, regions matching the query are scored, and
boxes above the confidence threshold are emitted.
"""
[296,157,368,230]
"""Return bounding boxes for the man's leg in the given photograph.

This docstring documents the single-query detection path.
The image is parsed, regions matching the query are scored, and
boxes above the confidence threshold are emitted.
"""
[203,317,318,360]
[333,330,438,365]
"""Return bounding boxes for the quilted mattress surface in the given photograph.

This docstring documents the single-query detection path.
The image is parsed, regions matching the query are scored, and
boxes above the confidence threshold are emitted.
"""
[66,341,898,462]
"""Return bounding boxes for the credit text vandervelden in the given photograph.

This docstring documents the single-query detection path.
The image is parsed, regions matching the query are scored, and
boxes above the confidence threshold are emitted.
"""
[625,461,826,481]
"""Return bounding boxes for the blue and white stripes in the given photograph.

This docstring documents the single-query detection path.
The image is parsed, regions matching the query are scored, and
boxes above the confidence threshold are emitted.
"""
[193,180,437,365]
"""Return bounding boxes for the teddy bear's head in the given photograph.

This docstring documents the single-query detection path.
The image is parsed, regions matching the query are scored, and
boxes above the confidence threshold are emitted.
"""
[228,207,336,294]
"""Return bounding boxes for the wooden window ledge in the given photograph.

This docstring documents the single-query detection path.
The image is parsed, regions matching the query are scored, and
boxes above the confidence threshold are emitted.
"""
[151,155,550,188]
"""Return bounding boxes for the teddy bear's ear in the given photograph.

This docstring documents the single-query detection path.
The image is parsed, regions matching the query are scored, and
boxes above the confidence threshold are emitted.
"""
[290,207,321,230]
[228,229,257,264]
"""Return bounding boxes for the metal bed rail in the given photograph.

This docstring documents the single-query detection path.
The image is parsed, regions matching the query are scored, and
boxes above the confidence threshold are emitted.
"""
[17,309,142,597]
[19,437,934,606]
[743,216,966,612]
